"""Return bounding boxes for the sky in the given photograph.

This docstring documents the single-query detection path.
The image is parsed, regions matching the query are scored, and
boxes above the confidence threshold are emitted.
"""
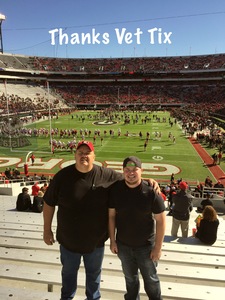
[0,0,225,59]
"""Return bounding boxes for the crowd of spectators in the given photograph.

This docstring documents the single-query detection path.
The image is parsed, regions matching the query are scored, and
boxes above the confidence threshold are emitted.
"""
[161,174,224,208]
[170,105,225,153]
[0,54,225,150]
[53,84,185,106]
[0,82,225,114]
[1,52,224,73]
[0,52,225,111]
[0,167,50,185]
[0,89,61,115]
[52,83,225,108]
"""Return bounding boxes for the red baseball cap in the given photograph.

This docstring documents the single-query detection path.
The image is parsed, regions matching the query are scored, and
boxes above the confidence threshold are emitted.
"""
[76,141,95,152]
[179,181,188,190]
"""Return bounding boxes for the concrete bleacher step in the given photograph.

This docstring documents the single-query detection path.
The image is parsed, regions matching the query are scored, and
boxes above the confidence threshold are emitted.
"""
[1,225,225,247]
[1,196,225,300]
[0,286,59,300]
[0,83,57,105]
[3,252,225,286]
[0,285,113,300]
[1,283,223,300]
[0,263,225,300]
[0,222,56,232]
[1,234,225,259]
[1,246,225,274]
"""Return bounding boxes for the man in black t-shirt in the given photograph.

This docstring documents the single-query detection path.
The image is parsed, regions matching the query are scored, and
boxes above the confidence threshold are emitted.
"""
[43,141,121,300]
[43,141,160,300]
[108,156,165,300]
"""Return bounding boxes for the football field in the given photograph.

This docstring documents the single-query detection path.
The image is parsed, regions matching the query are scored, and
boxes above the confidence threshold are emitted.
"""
[0,110,223,185]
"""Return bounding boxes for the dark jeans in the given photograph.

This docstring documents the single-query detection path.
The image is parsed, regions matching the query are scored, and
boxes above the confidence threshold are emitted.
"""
[60,245,104,300]
[117,241,162,300]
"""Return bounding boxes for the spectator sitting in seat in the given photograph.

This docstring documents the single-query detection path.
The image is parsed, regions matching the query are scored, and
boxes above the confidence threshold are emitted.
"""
[197,192,213,213]
[12,168,21,180]
[193,183,203,198]
[16,187,32,211]
[32,191,44,213]
[4,167,12,180]
[33,173,40,181]
[214,180,224,190]
[40,182,48,194]
[195,206,219,245]
[205,176,213,187]
[40,174,47,182]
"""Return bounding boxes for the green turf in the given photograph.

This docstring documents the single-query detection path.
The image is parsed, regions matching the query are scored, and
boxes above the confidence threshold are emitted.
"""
[0,110,222,184]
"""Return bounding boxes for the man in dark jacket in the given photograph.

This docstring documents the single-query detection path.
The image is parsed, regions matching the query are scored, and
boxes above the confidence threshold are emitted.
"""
[16,187,32,211]
[171,181,193,237]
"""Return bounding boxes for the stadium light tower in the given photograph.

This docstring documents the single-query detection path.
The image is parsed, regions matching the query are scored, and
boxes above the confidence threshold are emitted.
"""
[0,13,6,53]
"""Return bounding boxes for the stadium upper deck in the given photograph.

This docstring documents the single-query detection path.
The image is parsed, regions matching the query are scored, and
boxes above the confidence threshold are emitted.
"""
[0,52,224,81]
[0,52,225,112]
[0,52,225,71]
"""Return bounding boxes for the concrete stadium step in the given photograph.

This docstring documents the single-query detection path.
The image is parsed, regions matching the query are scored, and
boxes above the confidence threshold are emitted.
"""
[1,195,225,300]
[1,246,225,271]
[1,263,225,300]
[0,286,59,300]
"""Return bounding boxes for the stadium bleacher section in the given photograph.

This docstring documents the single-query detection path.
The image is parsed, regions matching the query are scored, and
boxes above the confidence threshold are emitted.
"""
[1,52,224,72]
[0,52,225,143]
[0,52,225,110]
[0,52,225,299]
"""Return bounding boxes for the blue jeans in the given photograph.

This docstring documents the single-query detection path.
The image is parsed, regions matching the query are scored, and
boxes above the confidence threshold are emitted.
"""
[117,241,162,300]
[60,245,104,300]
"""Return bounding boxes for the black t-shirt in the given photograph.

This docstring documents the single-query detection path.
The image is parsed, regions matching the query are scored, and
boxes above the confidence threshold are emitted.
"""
[44,164,122,253]
[195,218,219,245]
[108,180,165,248]
[32,196,44,213]
[200,198,213,209]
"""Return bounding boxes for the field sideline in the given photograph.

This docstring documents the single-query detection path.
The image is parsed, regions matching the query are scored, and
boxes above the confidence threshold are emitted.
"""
[0,110,224,185]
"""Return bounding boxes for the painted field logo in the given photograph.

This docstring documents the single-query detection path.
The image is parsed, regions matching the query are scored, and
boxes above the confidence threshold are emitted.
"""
[93,120,117,125]
[0,157,180,177]
[0,136,31,148]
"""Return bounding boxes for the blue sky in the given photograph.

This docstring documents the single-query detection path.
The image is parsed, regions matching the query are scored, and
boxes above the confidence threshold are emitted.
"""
[1,0,225,58]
